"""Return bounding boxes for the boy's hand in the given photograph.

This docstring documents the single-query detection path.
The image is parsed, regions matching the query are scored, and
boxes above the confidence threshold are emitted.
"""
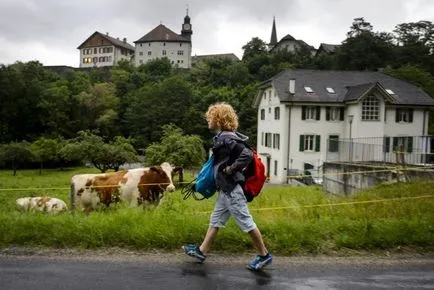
[222,166,232,175]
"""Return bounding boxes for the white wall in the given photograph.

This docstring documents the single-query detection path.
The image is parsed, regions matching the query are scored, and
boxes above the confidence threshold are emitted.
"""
[135,41,192,68]
[384,108,425,137]
[79,46,133,68]
[256,86,287,183]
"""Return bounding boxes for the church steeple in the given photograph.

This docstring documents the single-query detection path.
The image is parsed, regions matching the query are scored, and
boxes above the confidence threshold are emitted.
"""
[181,6,192,40]
[269,16,277,49]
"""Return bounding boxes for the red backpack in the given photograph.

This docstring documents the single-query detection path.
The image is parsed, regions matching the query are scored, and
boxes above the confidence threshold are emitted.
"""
[242,147,267,202]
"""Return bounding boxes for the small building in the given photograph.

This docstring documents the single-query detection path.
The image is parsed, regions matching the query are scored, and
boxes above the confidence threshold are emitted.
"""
[77,32,135,68]
[268,17,316,55]
[134,13,192,68]
[315,43,341,57]
[253,69,434,184]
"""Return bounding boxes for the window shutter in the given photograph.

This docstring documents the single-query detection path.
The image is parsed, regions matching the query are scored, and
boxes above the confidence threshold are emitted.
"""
[340,108,344,121]
[326,107,330,121]
[383,137,390,153]
[301,106,306,120]
[395,109,399,123]
[393,137,398,151]
[299,135,305,152]
[409,109,413,123]
[407,137,413,153]
[315,135,321,152]
[316,106,321,120]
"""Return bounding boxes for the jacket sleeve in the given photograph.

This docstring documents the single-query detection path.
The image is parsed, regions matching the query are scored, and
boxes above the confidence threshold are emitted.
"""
[229,142,253,173]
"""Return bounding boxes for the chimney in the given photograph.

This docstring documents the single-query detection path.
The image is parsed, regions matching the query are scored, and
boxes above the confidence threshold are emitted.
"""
[123,38,127,43]
[289,79,295,94]
[106,32,109,36]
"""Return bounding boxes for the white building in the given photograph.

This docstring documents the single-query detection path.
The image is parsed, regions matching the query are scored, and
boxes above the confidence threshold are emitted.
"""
[77,32,135,68]
[134,14,192,68]
[254,69,434,183]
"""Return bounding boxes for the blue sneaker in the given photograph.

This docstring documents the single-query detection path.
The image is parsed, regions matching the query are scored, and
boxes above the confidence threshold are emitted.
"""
[182,244,206,263]
[247,253,272,270]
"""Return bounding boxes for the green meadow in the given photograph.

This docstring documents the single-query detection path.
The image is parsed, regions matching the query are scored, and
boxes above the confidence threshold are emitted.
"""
[0,168,433,255]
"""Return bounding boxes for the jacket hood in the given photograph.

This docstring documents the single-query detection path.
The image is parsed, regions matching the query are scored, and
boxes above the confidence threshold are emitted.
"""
[214,131,249,143]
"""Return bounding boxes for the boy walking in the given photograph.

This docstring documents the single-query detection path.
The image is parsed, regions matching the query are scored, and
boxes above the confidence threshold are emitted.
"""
[183,102,272,270]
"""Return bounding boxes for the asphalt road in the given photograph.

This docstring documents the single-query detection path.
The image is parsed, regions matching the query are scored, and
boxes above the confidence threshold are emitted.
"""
[1,250,434,290]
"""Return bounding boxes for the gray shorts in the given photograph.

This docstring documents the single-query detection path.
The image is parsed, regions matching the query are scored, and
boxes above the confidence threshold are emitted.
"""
[209,184,257,233]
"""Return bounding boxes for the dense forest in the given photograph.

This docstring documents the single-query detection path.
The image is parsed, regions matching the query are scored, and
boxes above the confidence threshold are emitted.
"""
[0,18,433,170]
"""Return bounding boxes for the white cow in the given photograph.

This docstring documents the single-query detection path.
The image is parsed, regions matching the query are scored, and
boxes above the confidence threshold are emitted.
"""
[16,197,68,214]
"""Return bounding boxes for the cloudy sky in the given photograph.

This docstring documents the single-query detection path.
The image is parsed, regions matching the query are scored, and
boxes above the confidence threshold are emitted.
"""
[0,0,433,67]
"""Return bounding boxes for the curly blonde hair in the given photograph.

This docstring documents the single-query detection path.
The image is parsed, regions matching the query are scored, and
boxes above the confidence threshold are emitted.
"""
[205,102,239,132]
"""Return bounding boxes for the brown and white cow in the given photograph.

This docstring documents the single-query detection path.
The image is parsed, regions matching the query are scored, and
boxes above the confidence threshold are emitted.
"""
[71,162,182,213]
[16,196,68,214]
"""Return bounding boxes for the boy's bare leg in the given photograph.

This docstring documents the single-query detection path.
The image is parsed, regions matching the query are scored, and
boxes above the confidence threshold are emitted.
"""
[199,227,219,254]
[249,227,268,256]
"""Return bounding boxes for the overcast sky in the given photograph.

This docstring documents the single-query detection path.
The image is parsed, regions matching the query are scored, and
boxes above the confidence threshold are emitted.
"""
[0,0,433,67]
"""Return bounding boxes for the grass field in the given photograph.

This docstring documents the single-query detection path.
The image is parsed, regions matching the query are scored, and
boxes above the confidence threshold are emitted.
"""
[0,168,434,255]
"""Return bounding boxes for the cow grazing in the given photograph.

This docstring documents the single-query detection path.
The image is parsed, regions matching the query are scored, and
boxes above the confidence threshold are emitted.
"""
[71,162,183,213]
[16,197,68,214]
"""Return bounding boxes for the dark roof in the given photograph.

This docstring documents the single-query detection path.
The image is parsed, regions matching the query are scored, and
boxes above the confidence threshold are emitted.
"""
[280,34,295,41]
[315,43,341,56]
[77,31,135,51]
[134,24,190,43]
[255,69,434,107]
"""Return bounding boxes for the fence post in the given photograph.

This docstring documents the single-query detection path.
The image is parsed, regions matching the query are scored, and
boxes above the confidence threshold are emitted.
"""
[70,183,75,214]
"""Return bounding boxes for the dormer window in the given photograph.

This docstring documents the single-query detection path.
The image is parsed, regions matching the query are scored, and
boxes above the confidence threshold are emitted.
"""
[386,89,395,95]
[304,86,314,93]
[326,87,335,94]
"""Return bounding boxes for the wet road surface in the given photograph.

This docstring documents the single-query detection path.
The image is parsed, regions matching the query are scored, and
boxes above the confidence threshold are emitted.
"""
[1,251,434,289]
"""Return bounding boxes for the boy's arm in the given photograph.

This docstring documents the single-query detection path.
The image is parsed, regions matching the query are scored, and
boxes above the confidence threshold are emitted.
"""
[223,143,252,174]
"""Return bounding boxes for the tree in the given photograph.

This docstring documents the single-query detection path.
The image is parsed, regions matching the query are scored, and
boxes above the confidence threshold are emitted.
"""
[145,125,206,168]
[125,75,193,147]
[31,137,63,174]
[60,131,138,172]
[335,18,395,70]
[242,37,268,60]
[0,142,34,176]
[347,17,373,38]
[75,82,120,137]
[393,21,434,74]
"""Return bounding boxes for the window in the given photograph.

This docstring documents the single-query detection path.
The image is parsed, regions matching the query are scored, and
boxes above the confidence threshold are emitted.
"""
[273,134,280,149]
[396,108,413,123]
[180,43,182,47]
[94,48,97,54]
[162,50,167,55]
[140,44,142,47]
[304,86,314,93]
[265,133,272,147]
[274,160,278,176]
[326,87,335,94]
[274,107,280,120]
[261,132,264,146]
[393,137,413,153]
[362,96,380,121]
[326,107,344,121]
[299,135,321,152]
[302,106,320,120]
[99,57,104,62]
[139,52,143,56]
[148,43,151,46]
[163,43,166,46]
[260,109,265,120]
[177,50,184,55]
[328,135,339,152]
[93,57,98,63]
[99,48,103,53]
[148,51,152,56]
[139,60,143,64]
[386,89,395,95]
